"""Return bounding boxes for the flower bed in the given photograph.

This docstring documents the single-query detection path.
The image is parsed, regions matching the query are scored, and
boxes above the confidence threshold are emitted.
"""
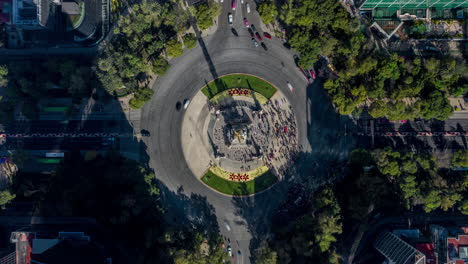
[201,74,277,99]
[201,168,277,195]
[210,89,268,105]
[209,165,269,182]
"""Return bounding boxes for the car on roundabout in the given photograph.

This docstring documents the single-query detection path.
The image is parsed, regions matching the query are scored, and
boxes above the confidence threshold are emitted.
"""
[287,82,294,92]
[183,99,191,110]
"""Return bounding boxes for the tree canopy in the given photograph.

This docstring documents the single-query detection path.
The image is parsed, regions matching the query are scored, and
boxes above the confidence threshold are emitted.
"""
[97,0,190,107]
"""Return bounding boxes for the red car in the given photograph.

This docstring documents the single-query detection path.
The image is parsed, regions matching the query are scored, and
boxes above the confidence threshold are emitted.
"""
[263,32,272,39]
[255,32,262,41]
[309,69,316,79]
[243,17,249,27]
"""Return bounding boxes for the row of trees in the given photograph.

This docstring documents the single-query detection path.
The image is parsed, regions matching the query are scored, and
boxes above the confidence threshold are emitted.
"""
[257,0,467,120]
[97,0,199,108]
[325,54,467,119]
[11,153,228,263]
[347,148,467,215]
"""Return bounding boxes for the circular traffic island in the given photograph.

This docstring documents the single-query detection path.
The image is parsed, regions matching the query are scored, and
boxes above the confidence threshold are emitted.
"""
[181,74,299,196]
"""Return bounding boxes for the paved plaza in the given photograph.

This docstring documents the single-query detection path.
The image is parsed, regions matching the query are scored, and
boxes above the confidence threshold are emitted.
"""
[208,92,299,179]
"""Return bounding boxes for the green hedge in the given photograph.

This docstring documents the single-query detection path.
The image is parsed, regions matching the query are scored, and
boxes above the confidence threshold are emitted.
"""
[201,170,278,195]
[201,74,277,99]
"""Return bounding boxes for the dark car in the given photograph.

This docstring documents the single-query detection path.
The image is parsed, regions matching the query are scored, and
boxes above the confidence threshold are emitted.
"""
[251,38,259,48]
[250,24,256,32]
[255,32,262,41]
[247,28,254,37]
[261,42,267,51]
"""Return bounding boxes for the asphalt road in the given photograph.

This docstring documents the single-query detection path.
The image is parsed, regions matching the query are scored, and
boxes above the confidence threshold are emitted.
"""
[140,2,311,263]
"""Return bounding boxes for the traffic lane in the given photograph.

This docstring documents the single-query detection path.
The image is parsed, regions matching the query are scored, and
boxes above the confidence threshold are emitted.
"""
[2,137,117,151]
[0,120,128,133]
[375,119,468,132]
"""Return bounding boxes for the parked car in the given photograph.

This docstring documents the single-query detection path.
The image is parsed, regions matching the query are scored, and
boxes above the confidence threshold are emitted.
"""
[255,32,262,41]
[261,42,267,51]
[228,246,233,257]
[251,38,259,48]
[247,28,254,37]
[228,13,233,24]
[243,17,249,27]
[263,32,272,39]
[246,3,250,13]
[232,0,236,10]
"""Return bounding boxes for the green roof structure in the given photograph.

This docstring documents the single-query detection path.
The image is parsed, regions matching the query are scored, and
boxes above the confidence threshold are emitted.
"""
[360,0,468,10]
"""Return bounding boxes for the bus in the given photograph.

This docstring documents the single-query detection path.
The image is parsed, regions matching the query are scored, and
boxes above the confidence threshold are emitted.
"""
[45,152,65,158]
[36,158,62,164]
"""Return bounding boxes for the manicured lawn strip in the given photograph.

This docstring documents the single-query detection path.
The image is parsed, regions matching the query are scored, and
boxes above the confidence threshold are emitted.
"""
[201,74,277,99]
[201,170,278,195]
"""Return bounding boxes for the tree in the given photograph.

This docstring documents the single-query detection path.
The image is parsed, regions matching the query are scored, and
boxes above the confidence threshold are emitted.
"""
[451,150,468,168]
[129,87,155,109]
[0,64,7,87]
[0,190,15,208]
[194,2,221,30]
[419,91,453,120]
[166,39,183,58]
[182,33,197,49]
[152,57,170,76]
[258,1,278,25]
[255,246,278,264]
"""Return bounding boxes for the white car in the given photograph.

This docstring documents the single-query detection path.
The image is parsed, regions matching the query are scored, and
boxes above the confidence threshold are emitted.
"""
[183,99,191,109]
[241,0,244,3]
[246,3,250,13]
[228,13,233,24]
[224,221,231,231]
[287,82,294,92]
[227,246,233,257]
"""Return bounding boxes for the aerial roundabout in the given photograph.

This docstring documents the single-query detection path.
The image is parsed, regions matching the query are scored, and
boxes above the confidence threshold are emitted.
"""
[181,73,299,196]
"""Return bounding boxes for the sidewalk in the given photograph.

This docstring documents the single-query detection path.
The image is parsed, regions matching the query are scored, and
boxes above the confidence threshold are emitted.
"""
[449,97,468,112]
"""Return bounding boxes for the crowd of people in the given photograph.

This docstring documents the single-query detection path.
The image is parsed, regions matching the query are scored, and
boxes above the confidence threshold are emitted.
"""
[209,95,299,178]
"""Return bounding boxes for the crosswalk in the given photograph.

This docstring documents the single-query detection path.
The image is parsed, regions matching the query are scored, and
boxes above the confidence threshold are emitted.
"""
[0,133,130,138]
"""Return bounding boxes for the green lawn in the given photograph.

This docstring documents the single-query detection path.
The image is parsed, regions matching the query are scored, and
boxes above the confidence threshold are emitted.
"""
[201,170,278,195]
[201,74,277,99]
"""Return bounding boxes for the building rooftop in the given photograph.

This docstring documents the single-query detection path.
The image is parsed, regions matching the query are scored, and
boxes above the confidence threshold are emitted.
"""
[447,235,468,264]
[416,243,437,264]
[0,0,11,23]
[361,0,468,10]
[374,232,426,264]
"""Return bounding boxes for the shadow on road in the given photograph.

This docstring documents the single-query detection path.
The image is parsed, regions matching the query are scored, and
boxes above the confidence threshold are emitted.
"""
[231,79,360,262]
